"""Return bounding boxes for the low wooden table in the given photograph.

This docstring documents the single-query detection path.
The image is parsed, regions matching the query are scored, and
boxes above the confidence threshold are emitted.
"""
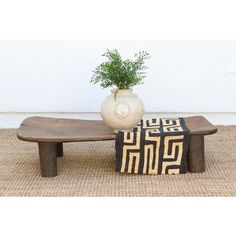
[17,116,217,177]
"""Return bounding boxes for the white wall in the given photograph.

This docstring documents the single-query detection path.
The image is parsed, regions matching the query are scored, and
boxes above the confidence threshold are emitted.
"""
[0,40,236,112]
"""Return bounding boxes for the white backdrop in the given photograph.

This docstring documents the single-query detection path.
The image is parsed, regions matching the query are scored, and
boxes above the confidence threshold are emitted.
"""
[0,40,236,112]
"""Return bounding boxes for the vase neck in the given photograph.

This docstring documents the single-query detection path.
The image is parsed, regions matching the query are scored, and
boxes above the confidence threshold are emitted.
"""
[111,88,133,95]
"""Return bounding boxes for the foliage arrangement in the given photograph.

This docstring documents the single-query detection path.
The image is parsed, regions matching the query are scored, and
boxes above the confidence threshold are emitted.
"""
[90,49,150,89]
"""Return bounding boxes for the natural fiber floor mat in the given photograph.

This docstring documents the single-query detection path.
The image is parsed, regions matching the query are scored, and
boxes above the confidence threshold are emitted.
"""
[0,126,236,196]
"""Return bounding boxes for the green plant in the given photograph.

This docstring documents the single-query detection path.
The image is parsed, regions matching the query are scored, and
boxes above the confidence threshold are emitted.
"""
[90,49,150,89]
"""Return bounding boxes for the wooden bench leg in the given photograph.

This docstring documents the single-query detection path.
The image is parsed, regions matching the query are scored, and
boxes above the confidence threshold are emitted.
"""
[56,143,63,158]
[38,142,57,177]
[188,135,205,173]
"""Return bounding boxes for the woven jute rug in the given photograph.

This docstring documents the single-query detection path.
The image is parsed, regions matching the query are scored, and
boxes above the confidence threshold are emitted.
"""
[0,126,236,197]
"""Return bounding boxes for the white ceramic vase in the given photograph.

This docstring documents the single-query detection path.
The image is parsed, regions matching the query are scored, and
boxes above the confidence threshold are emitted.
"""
[100,89,145,133]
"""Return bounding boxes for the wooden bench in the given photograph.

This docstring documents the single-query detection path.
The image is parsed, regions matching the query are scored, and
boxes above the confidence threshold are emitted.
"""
[17,116,217,177]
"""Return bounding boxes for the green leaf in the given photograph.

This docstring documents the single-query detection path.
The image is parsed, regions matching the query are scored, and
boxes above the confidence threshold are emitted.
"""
[90,49,150,89]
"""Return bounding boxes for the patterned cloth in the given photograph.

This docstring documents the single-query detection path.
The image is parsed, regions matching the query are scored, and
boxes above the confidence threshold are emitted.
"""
[115,118,190,175]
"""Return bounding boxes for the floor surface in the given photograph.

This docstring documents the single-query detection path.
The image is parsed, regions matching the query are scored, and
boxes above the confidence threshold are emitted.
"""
[0,126,236,196]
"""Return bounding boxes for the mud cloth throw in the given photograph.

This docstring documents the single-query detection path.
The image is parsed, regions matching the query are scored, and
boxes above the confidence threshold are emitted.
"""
[115,118,190,175]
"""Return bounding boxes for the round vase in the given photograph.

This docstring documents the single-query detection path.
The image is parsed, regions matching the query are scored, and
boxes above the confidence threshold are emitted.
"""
[100,89,145,133]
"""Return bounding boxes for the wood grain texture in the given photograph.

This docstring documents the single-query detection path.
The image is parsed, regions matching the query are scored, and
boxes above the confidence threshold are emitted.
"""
[188,135,205,173]
[17,116,115,142]
[17,116,217,143]
[56,143,63,158]
[38,142,57,177]
[184,116,217,135]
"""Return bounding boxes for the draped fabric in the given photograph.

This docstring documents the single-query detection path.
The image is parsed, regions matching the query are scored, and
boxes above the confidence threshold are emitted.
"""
[115,118,190,175]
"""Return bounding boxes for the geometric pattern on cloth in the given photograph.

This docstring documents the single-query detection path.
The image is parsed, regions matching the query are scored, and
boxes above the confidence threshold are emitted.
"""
[115,118,190,175]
